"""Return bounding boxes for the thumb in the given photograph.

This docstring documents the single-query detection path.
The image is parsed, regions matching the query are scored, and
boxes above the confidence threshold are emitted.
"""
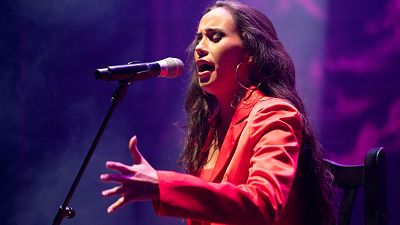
[129,135,143,164]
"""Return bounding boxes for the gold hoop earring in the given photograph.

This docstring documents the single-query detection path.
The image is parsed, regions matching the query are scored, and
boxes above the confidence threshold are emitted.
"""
[235,62,261,90]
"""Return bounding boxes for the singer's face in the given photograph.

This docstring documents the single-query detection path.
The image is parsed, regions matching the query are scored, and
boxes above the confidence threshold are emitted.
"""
[194,7,248,99]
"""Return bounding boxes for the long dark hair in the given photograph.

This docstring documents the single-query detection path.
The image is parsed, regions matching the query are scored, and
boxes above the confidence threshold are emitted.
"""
[180,1,334,225]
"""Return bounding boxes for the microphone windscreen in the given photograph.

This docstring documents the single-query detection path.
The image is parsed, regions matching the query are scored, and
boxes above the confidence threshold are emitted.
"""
[158,57,184,78]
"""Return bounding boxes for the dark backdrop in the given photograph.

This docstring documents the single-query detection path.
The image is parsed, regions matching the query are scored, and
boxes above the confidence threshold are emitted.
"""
[1,0,398,225]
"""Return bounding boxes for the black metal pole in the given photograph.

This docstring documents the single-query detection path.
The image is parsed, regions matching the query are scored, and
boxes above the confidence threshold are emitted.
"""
[52,81,130,225]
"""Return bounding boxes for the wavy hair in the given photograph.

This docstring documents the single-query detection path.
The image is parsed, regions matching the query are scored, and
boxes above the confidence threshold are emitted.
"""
[179,1,334,225]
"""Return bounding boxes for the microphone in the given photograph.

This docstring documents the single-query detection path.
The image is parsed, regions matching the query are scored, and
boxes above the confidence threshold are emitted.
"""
[95,57,184,81]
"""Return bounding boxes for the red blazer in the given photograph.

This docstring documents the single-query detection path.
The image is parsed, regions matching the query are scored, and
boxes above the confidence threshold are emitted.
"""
[153,89,302,225]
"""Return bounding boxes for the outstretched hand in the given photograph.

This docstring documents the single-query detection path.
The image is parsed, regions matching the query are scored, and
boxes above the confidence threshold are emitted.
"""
[100,135,159,213]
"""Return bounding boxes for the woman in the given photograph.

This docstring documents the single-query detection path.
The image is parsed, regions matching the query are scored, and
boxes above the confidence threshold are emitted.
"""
[100,1,334,225]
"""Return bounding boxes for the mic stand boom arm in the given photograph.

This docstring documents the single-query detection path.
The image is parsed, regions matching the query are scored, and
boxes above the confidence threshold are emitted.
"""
[52,80,130,225]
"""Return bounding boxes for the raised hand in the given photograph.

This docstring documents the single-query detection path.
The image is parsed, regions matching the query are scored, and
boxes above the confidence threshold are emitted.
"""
[100,135,159,213]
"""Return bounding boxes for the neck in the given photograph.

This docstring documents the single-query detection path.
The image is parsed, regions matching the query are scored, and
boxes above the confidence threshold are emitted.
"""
[214,86,246,126]
[214,93,237,146]
[218,98,235,127]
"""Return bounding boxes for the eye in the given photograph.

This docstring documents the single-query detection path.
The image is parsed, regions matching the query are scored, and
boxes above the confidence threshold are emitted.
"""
[210,32,224,42]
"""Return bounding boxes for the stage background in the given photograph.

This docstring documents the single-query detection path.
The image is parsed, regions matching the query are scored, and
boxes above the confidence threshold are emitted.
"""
[1,0,398,224]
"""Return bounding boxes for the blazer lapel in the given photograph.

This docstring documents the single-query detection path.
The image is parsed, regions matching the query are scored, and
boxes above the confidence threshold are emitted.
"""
[210,89,264,182]
[210,120,247,182]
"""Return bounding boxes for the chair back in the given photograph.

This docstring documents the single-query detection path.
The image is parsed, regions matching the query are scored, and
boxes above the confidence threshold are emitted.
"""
[324,147,387,225]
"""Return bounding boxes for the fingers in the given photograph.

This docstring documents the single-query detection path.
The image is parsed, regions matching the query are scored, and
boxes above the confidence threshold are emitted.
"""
[105,161,132,175]
[129,135,143,164]
[101,185,123,197]
[100,135,153,214]
[107,196,127,213]
[100,173,130,183]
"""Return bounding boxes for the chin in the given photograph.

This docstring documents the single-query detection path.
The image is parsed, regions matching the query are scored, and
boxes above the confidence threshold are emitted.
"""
[199,84,216,96]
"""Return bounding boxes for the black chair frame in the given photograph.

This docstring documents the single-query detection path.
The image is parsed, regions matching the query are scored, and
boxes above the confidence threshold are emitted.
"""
[324,147,387,225]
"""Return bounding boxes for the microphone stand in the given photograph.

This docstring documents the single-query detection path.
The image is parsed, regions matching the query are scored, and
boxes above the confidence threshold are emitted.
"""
[52,80,130,225]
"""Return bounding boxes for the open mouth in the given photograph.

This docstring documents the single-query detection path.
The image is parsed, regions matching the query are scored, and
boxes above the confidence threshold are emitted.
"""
[197,62,215,73]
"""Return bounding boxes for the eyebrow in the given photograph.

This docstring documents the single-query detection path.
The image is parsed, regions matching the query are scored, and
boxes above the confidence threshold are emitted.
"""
[196,27,225,36]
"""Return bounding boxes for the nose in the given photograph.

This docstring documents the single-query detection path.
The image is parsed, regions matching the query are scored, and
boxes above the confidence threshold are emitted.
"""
[195,39,208,59]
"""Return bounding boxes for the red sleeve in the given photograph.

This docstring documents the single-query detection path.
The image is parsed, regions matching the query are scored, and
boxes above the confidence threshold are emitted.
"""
[153,100,301,225]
